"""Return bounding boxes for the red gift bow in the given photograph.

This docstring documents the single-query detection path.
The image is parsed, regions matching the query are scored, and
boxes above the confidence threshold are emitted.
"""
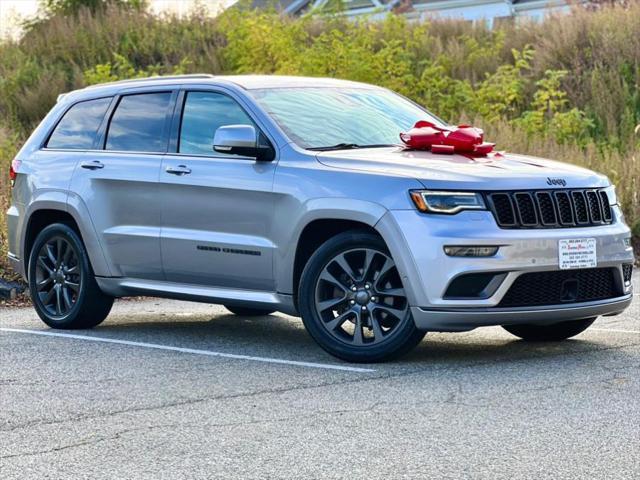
[400,120,495,155]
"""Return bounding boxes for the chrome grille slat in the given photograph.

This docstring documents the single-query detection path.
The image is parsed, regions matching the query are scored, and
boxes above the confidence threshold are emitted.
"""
[586,190,603,223]
[514,192,537,226]
[488,189,614,229]
[554,191,574,225]
[598,190,612,222]
[572,190,589,224]
[535,191,557,225]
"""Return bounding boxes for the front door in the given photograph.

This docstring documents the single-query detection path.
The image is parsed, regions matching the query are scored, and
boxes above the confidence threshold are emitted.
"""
[160,90,277,290]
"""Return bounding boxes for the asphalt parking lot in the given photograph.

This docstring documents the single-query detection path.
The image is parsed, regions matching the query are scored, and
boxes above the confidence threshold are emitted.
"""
[1,273,638,479]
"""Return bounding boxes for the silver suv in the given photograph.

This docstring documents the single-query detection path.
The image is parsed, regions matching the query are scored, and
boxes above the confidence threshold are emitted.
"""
[6,75,635,362]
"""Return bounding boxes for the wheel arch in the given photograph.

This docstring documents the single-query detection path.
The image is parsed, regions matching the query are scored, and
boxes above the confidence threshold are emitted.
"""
[23,197,112,278]
[276,198,393,308]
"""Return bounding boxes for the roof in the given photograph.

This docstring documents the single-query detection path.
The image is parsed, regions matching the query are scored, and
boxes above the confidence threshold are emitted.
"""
[219,75,379,90]
[63,74,380,102]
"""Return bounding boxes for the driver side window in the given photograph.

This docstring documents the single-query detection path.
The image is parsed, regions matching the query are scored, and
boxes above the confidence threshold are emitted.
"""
[178,91,255,156]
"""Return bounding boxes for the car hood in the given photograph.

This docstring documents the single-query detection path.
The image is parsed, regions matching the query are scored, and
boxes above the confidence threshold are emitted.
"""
[316,147,609,190]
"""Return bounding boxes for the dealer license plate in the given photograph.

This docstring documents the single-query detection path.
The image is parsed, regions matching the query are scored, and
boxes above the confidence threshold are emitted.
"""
[558,238,597,270]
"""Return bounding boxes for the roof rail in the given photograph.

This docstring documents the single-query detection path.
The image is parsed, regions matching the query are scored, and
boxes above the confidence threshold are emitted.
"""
[84,74,215,89]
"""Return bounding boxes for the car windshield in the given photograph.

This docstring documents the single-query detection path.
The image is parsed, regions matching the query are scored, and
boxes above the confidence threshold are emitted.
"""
[249,87,445,150]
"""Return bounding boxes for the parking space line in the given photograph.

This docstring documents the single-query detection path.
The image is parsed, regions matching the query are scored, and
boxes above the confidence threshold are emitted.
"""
[591,328,640,335]
[0,328,376,373]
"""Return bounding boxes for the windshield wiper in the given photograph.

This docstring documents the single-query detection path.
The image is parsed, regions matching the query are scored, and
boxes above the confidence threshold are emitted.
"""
[307,143,397,152]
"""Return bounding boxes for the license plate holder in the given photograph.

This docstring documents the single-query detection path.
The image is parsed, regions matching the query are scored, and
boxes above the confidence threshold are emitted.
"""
[558,238,597,270]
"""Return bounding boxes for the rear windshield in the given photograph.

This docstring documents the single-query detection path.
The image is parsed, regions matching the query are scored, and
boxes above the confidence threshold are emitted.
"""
[47,97,111,149]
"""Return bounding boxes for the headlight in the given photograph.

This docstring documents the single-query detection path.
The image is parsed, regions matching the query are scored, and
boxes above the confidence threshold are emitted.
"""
[410,190,486,214]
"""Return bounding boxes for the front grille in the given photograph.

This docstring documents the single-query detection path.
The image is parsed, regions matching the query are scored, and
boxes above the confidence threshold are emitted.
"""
[498,268,620,307]
[487,189,613,229]
[622,264,633,284]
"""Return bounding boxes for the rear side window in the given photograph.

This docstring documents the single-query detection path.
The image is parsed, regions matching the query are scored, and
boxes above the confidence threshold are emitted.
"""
[47,97,111,149]
[106,92,172,152]
[179,91,255,155]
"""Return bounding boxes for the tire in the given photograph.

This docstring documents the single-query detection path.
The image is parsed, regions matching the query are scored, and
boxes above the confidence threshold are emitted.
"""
[298,231,425,363]
[28,223,114,329]
[502,317,596,341]
[224,305,276,316]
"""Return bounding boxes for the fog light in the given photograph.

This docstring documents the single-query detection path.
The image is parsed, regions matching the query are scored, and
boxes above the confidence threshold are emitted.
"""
[623,237,631,247]
[444,246,499,257]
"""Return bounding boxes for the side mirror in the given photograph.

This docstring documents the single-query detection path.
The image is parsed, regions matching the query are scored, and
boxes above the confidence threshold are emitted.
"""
[213,125,274,161]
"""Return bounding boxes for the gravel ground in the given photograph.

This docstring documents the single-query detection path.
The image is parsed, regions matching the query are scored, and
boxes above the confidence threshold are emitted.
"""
[0,273,638,479]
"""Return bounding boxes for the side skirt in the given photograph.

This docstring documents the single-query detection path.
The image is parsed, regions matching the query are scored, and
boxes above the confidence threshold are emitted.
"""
[95,277,299,316]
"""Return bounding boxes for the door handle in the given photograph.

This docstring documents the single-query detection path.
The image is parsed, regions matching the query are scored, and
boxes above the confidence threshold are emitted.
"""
[80,160,104,170]
[166,165,192,176]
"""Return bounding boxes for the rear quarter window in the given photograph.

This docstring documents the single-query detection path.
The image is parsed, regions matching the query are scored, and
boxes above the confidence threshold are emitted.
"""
[105,92,173,153]
[46,97,112,149]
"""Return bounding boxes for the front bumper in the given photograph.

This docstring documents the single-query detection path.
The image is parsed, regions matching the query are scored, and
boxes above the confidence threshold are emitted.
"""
[377,207,634,331]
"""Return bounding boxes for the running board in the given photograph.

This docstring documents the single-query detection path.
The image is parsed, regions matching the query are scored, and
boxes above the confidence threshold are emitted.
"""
[95,277,298,316]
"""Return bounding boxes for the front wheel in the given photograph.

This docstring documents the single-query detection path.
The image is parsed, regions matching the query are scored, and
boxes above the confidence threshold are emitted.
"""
[502,318,596,341]
[298,231,425,363]
[28,223,114,329]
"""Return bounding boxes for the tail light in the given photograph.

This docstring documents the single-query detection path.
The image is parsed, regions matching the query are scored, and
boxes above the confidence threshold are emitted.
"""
[9,159,21,187]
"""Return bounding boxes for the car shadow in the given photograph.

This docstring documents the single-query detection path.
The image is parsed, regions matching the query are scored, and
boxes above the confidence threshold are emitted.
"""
[92,309,613,370]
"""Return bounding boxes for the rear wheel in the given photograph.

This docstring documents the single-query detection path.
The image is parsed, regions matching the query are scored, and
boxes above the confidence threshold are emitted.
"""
[224,305,275,316]
[502,318,596,341]
[28,223,113,329]
[298,231,425,363]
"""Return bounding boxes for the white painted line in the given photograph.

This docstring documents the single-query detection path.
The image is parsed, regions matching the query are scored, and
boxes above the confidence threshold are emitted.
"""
[591,328,640,335]
[0,328,375,373]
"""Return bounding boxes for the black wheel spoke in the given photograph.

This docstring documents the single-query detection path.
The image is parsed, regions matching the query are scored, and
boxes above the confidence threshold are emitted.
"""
[319,269,348,292]
[62,242,73,265]
[54,286,62,315]
[317,296,347,313]
[361,249,376,282]
[45,244,58,266]
[38,257,53,275]
[41,287,56,305]
[352,312,364,345]
[56,239,64,264]
[370,314,385,340]
[333,254,357,284]
[325,310,353,331]
[36,277,53,291]
[62,287,73,310]
[375,258,395,288]
[66,281,80,293]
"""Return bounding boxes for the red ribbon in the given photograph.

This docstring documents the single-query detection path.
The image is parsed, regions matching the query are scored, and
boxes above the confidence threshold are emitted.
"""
[400,121,495,156]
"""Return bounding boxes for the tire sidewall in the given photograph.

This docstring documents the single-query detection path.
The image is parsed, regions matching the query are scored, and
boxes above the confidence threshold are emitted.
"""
[298,231,423,362]
[28,224,91,328]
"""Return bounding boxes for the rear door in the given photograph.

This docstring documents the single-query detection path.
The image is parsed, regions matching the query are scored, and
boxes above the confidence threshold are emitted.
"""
[70,88,177,280]
[160,88,277,290]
